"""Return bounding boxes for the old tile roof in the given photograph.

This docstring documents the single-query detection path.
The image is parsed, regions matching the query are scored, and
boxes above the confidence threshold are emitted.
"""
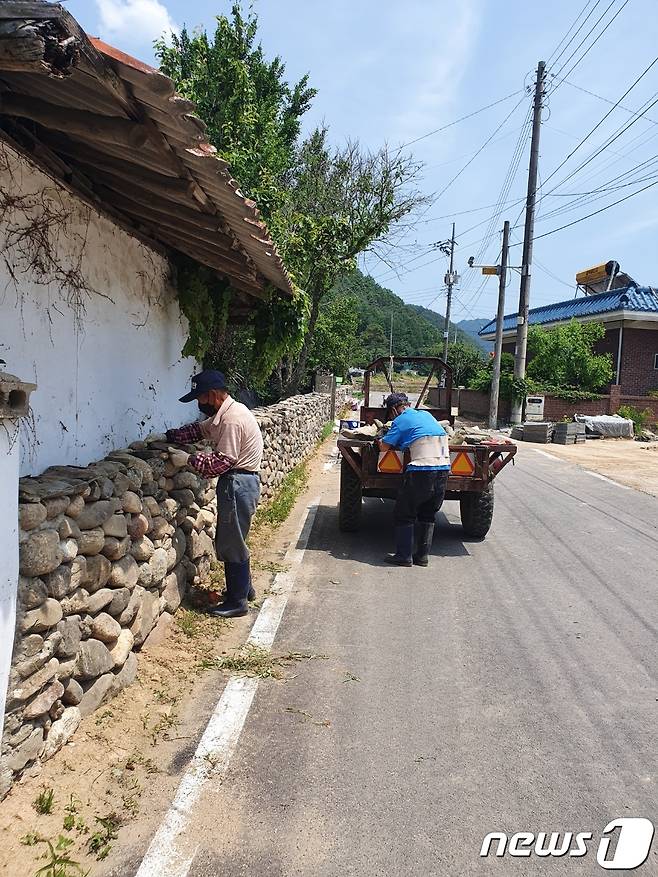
[0,1,293,305]
[479,285,658,337]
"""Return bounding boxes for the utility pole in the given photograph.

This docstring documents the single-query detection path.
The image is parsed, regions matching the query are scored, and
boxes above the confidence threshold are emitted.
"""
[489,220,510,429]
[442,222,457,363]
[389,312,393,375]
[510,60,546,425]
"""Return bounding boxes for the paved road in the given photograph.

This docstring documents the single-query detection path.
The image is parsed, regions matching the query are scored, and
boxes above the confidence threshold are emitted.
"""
[173,447,658,875]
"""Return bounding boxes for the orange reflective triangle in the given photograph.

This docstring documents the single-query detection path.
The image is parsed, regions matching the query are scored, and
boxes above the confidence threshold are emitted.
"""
[451,450,475,476]
[378,450,404,473]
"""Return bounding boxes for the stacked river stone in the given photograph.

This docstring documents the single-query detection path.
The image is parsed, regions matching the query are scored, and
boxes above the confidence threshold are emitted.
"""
[1,389,344,798]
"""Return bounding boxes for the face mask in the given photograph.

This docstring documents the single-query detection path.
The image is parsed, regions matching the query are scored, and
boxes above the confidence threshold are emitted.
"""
[198,402,217,417]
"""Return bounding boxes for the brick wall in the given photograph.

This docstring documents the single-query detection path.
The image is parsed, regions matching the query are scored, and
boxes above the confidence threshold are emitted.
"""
[619,328,658,395]
[542,396,609,421]
[442,387,658,424]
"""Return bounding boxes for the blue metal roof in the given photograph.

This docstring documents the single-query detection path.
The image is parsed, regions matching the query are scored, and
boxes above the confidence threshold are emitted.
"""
[479,285,658,336]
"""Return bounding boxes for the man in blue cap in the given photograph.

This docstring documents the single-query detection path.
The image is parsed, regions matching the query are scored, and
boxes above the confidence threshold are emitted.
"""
[167,370,263,617]
[379,393,451,567]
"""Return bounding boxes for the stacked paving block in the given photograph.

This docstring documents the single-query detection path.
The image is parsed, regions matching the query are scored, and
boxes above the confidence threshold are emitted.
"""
[552,422,586,445]
[520,422,554,443]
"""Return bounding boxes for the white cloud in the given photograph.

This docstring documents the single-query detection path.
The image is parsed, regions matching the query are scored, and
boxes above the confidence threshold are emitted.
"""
[95,0,178,50]
[391,0,482,146]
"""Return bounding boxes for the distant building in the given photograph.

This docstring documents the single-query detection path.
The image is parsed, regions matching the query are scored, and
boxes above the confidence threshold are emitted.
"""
[479,284,658,395]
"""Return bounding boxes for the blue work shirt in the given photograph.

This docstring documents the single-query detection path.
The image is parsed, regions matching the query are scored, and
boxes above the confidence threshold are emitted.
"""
[383,408,450,471]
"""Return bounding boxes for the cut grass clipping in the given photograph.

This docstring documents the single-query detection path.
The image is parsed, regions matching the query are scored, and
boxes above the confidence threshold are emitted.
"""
[254,460,309,528]
[215,645,326,679]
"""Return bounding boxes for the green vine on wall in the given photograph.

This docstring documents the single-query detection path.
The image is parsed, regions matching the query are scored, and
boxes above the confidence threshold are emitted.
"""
[174,255,232,363]
[174,252,309,385]
[251,283,309,382]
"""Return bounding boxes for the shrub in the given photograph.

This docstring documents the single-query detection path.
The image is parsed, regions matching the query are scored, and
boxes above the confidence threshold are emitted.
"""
[616,405,655,435]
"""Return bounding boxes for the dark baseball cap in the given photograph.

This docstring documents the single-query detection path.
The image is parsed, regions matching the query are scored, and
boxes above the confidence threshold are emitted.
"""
[384,392,409,408]
[179,370,227,403]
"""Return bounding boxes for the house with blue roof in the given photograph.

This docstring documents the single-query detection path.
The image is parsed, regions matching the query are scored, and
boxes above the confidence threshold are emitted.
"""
[479,284,658,396]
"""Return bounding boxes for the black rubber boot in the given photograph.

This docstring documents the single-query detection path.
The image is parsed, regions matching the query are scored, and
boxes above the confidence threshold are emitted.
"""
[247,566,256,602]
[209,561,249,617]
[413,522,435,567]
[385,524,414,567]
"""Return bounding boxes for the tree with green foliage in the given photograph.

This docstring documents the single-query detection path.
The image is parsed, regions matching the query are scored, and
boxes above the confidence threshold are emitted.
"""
[445,340,486,387]
[526,320,614,392]
[306,295,359,377]
[156,8,427,394]
[156,7,315,223]
[330,270,442,367]
[280,130,428,392]
[469,352,516,399]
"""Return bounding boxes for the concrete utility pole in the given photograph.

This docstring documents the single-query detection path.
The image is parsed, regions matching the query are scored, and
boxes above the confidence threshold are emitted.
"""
[489,220,510,429]
[511,60,546,425]
[442,222,457,363]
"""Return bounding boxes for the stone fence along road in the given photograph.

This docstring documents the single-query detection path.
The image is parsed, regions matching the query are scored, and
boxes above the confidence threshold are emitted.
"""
[1,389,344,799]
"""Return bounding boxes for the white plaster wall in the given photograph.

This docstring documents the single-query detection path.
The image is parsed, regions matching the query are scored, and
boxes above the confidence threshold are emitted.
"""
[0,143,198,476]
[0,421,19,742]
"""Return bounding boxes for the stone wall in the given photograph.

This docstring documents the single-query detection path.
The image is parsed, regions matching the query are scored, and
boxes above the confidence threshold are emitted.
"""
[254,390,344,502]
[1,390,343,799]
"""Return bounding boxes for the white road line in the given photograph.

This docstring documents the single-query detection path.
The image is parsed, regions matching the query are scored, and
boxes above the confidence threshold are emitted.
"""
[584,470,631,490]
[532,449,564,461]
[134,498,321,877]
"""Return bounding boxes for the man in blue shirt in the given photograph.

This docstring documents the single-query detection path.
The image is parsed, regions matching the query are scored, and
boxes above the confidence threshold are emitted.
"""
[378,393,451,567]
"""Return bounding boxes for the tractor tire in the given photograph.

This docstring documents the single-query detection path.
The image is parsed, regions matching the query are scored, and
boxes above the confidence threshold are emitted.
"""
[339,457,363,532]
[460,483,494,539]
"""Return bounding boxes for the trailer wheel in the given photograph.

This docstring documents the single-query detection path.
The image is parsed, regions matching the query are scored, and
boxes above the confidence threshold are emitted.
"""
[339,458,362,532]
[460,483,494,539]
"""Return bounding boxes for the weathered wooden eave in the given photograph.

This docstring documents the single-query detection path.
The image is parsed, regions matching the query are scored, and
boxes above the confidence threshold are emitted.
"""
[0,1,293,303]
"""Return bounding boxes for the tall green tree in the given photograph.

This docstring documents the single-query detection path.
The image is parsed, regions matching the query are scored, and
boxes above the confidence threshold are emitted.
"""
[306,295,359,377]
[156,6,315,222]
[156,8,428,394]
[281,129,428,392]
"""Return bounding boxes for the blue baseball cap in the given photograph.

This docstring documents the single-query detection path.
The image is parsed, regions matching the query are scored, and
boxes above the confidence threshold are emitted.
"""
[179,370,227,403]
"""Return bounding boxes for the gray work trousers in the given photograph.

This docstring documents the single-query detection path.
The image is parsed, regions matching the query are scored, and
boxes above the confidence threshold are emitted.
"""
[215,471,261,563]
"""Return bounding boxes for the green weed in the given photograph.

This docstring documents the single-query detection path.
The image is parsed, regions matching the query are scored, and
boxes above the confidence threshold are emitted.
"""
[617,404,656,435]
[87,813,120,861]
[32,835,88,876]
[254,461,309,528]
[176,608,204,638]
[319,421,334,443]
[33,788,55,815]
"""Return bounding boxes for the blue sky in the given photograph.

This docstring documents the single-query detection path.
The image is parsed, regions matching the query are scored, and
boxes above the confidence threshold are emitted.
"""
[64,0,658,325]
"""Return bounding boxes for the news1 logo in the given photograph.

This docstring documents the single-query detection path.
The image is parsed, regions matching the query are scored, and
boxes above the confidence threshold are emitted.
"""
[480,818,654,870]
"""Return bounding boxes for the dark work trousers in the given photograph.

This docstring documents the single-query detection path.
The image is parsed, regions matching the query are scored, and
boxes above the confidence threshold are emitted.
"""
[393,469,450,526]
[215,471,261,563]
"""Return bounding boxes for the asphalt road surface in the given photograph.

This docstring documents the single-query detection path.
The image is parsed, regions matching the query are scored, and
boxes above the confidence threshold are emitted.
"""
[164,446,658,876]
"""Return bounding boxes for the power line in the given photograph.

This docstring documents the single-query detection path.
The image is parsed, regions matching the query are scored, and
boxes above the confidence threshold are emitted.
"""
[511,175,658,244]
[550,0,632,89]
[543,89,658,196]
[432,93,529,202]
[558,77,658,126]
[536,153,658,221]
[542,54,658,189]
[547,0,601,66]
[398,89,523,149]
